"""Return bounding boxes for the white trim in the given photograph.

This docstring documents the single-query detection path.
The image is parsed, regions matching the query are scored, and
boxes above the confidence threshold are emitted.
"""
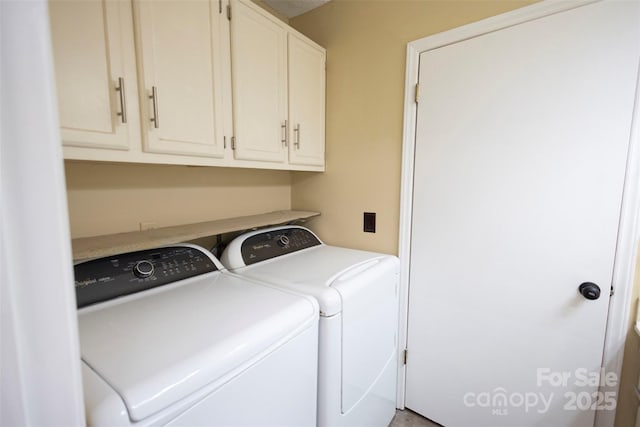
[405,0,597,54]
[396,41,420,408]
[0,1,85,425]
[397,3,640,426]
[595,59,640,427]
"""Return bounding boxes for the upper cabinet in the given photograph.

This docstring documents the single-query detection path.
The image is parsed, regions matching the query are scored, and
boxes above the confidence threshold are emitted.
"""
[229,0,326,170]
[49,0,325,171]
[49,0,140,151]
[230,0,288,163]
[288,32,326,167]
[133,0,226,158]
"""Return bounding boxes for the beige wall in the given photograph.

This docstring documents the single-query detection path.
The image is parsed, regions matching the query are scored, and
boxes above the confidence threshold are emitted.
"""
[289,0,536,255]
[65,161,292,238]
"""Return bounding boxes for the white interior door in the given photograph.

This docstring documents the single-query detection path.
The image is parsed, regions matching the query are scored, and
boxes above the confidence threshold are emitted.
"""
[405,2,640,426]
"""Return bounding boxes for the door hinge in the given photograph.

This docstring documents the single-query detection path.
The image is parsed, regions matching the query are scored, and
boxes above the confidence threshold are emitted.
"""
[226,4,231,20]
[610,286,614,297]
[223,136,227,149]
[218,0,222,14]
[414,83,419,104]
[402,349,408,365]
[231,136,236,150]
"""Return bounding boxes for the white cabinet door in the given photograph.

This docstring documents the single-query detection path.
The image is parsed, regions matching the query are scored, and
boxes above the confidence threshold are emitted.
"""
[230,0,287,164]
[134,0,225,158]
[288,33,325,167]
[405,1,640,426]
[49,0,139,151]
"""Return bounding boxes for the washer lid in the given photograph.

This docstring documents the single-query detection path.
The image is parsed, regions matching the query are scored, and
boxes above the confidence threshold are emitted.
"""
[78,271,317,422]
[230,245,390,316]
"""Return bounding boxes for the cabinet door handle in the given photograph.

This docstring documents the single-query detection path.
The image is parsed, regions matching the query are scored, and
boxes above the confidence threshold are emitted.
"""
[115,77,127,124]
[294,124,300,149]
[149,86,159,129]
[281,120,288,147]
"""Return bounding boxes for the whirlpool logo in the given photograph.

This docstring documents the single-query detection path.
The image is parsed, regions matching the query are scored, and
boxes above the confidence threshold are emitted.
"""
[75,278,96,288]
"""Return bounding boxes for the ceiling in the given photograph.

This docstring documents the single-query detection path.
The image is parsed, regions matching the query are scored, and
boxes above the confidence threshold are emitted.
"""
[263,0,330,18]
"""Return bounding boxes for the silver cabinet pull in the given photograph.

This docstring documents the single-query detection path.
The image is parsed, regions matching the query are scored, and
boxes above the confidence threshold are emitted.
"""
[149,86,159,128]
[281,120,288,147]
[115,77,127,124]
[294,124,300,149]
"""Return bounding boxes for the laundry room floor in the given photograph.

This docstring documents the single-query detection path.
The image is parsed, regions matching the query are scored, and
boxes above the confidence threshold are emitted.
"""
[389,409,442,427]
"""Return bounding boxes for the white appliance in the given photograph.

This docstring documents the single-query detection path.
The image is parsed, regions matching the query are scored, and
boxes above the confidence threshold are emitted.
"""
[221,226,399,427]
[74,244,319,426]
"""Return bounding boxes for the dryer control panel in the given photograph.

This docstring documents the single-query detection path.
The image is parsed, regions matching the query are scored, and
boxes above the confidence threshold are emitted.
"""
[74,246,217,308]
[240,227,321,266]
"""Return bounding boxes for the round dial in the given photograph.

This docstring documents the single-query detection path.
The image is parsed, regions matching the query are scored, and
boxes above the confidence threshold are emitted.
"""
[277,235,290,248]
[133,260,154,278]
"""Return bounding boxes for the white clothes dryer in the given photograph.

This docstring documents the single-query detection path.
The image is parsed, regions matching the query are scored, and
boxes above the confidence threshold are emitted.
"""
[221,226,399,427]
[74,244,319,426]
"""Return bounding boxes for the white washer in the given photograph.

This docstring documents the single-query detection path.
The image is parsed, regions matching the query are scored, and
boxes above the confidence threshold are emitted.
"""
[75,244,319,426]
[221,226,399,427]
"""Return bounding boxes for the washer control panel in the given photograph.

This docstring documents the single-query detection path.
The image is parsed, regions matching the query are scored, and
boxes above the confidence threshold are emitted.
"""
[74,246,217,308]
[240,227,321,265]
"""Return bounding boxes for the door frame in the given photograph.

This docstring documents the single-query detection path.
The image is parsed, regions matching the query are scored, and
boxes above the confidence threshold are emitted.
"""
[1,0,85,425]
[397,1,640,426]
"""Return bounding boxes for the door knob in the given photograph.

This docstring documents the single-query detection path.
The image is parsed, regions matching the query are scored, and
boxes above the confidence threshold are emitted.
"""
[578,282,601,300]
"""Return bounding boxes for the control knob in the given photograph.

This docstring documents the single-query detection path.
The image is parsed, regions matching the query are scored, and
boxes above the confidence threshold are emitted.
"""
[277,235,290,248]
[133,260,154,278]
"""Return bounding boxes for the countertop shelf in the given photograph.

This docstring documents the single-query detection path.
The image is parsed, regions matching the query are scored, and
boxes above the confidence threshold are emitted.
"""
[71,210,320,260]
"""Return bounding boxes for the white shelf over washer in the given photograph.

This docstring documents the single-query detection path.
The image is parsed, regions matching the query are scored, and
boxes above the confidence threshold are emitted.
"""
[71,210,320,260]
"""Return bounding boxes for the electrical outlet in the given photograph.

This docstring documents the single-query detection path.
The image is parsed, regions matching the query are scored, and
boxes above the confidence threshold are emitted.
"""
[139,222,156,231]
[363,212,376,233]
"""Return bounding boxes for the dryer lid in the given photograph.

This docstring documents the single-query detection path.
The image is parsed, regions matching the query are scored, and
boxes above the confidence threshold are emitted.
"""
[78,272,317,422]
[228,245,391,316]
